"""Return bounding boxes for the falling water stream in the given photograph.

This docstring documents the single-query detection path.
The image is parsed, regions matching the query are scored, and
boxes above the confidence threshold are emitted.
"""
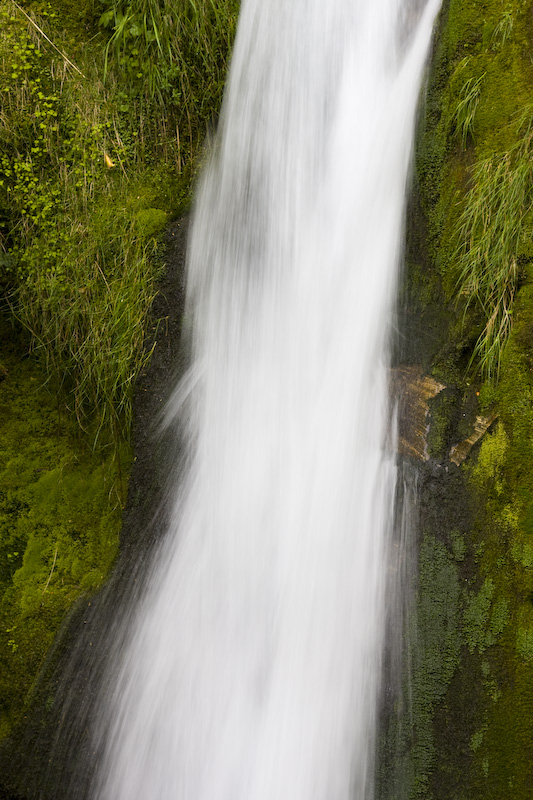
[94,2,441,798]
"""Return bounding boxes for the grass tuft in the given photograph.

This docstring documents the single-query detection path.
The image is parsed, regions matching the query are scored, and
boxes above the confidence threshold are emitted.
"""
[451,62,485,148]
[454,112,533,379]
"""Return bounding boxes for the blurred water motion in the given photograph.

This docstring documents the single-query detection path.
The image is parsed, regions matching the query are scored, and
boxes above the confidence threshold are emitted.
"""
[94,2,441,798]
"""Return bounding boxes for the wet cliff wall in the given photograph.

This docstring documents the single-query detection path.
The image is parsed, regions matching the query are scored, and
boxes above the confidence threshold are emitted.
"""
[381,1,533,797]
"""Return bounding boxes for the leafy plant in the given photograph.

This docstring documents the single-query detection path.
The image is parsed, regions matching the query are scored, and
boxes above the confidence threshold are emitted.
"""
[98,0,239,162]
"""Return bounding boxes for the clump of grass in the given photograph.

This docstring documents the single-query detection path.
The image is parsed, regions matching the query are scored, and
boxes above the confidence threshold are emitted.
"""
[99,0,239,164]
[492,9,514,50]
[453,70,485,148]
[446,58,485,149]
[16,205,161,442]
[455,113,533,379]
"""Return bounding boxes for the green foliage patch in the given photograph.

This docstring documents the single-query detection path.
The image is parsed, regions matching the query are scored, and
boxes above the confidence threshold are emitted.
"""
[0,0,239,743]
[0,0,238,446]
[404,1,533,797]
[417,0,533,383]
[409,534,463,798]
[454,113,533,378]
[0,319,124,738]
[98,0,237,134]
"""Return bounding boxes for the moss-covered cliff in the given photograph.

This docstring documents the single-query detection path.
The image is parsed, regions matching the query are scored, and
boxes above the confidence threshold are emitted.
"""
[383,1,533,797]
[0,317,128,741]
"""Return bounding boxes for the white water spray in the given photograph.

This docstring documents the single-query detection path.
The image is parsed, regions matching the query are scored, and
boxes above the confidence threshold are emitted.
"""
[95,2,440,798]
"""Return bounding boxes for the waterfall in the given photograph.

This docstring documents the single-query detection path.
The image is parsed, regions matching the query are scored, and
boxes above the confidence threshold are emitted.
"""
[94,2,441,798]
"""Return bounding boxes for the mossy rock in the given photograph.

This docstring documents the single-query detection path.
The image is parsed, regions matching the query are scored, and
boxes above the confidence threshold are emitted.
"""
[0,318,125,739]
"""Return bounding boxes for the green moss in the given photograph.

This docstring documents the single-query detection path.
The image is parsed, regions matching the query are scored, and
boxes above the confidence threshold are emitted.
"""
[463,578,494,653]
[427,389,458,460]
[461,577,510,656]
[471,421,508,495]
[489,595,510,638]
[472,659,533,797]
[403,2,533,797]
[516,626,533,661]
[450,529,467,561]
[477,381,497,411]
[470,726,486,752]
[134,208,169,238]
[388,534,463,800]
[0,319,124,739]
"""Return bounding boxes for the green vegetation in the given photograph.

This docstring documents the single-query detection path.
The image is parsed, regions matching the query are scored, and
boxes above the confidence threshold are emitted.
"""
[0,0,238,742]
[0,318,126,737]
[397,1,533,798]
[417,0,533,379]
[0,0,238,444]
[454,118,533,379]
[99,0,236,124]
[409,534,463,798]
[450,62,485,149]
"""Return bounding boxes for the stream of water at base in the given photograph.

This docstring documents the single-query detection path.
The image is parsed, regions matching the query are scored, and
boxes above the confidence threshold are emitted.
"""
[94,2,441,798]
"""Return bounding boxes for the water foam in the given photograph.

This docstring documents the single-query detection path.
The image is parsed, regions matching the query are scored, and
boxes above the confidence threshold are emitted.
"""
[95,2,441,797]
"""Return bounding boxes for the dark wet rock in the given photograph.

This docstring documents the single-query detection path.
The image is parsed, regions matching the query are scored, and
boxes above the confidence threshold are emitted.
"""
[392,365,445,461]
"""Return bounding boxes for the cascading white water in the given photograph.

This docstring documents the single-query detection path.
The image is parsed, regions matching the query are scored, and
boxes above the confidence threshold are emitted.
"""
[94,2,441,798]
